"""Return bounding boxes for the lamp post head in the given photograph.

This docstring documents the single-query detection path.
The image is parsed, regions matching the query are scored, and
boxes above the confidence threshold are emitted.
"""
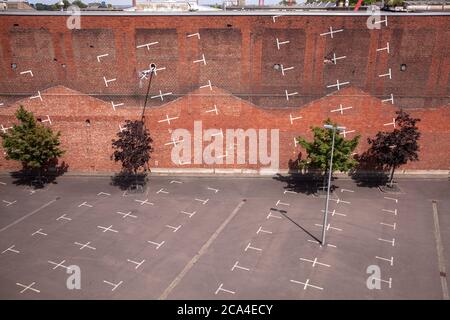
[323,124,346,131]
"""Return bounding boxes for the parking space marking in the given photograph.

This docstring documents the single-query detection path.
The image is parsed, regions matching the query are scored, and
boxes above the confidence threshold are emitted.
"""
[207,187,219,193]
[74,241,96,250]
[48,260,69,270]
[117,211,137,219]
[284,190,296,194]
[170,180,183,184]
[31,228,48,236]
[127,259,145,270]
[147,240,165,250]
[384,197,398,203]
[307,239,337,248]
[180,210,196,218]
[135,199,154,206]
[375,256,394,266]
[315,223,342,232]
[300,257,331,268]
[380,222,396,230]
[157,188,169,194]
[321,209,346,217]
[97,192,111,196]
[276,200,290,206]
[103,280,123,291]
[231,261,250,272]
[378,237,395,246]
[215,283,235,295]
[382,209,397,216]
[290,279,323,291]
[97,225,118,233]
[329,198,350,204]
[2,200,17,207]
[266,211,282,220]
[373,277,392,289]
[0,181,6,185]
[256,226,272,235]
[56,214,72,221]
[159,200,246,300]
[78,201,93,208]
[245,242,263,253]
[195,198,209,205]
[340,189,354,193]
[165,224,182,233]
[16,282,40,294]
[2,245,20,254]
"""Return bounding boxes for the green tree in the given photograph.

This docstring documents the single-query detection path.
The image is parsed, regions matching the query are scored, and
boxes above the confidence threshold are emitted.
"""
[0,106,65,183]
[366,110,420,187]
[279,0,297,5]
[295,119,360,181]
[72,0,88,8]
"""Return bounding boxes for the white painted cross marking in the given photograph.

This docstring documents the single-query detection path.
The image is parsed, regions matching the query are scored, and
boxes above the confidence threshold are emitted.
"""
[290,279,323,290]
[384,197,398,203]
[300,257,331,268]
[321,209,347,217]
[16,282,40,294]
[103,76,116,87]
[378,237,395,246]
[331,104,352,115]
[281,64,294,76]
[231,261,250,272]
[136,42,158,50]
[272,15,283,23]
[103,280,123,291]
[135,199,154,206]
[165,224,181,233]
[331,52,346,64]
[147,240,165,250]
[200,80,212,90]
[339,129,355,138]
[289,113,302,124]
[31,228,47,236]
[266,211,282,220]
[215,283,235,295]
[74,241,96,250]
[78,201,93,208]
[375,255,394,266]
[329,198,351,204]
[97,54,109,62]
[379,68,392,80]
[373,277,392,288]
[207,187,219,193]
[320,26,344,38]
[276,200,290,207]
[48,260,68,270]
[127,259,145,270]
[315,223,342,232]
[40,115,52,125]
[382,93,394,104]
[111,101,124,111]
[2,245,20,254]
[157,188,169,194]
[164,137,184,146]
[327,79,350,91]
[205,104,219,115]
[377,42,390,54]
[256,226,272,235]
[375,16,388,27]
[56,214,72,221]
[380,222,396,230]
[97,225,118,233]
[187,32,200,39]
[20,70,33,77]
[181,210,196,218]
[157,114,178,124]
[2,200,16,207]
[195,198,209,205]
[117,211,137,219]
[285,90,298,101]
[193,54,206,65]
[1,125,12,134]
[119,124,126,132]
[30,91,42,101]
[276,38,290,50]
[383,118,396,128]
[245,242,263,252]
[151,91,173,101]
[97,192,111,196]
[382,208,397,216]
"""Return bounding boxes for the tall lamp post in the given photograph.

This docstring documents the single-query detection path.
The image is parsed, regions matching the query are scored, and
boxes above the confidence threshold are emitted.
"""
[321,124,346,246]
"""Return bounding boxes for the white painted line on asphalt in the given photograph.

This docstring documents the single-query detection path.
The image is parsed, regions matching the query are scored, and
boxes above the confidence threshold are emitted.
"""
[97,225,118,233]
[284,190,296,194]
[97,192,111,196]
[2,200,17,207]
[315,223,342,232]
[307,239,337,248]
[195,198,209,205]
[207,187,219,193]
[0,181,6,185]
[147,240,165,250]
[31,228,47,236]
[382,209,397,216]
[215,283,235,295]
[340,188,354,193]
[245,242,263,253]
[231,261,250,272]
[103,280,123,291]
[166,224,181,233]
[159,200,246,300]
[48,260,68,270]
[329,198,351,204]
[276,200,290,206]
[321,209,346,217]
[373,277,392,289]
[2,245,20,254]
[256,226,272,235]
[56,214,72,221]
[266,211,282,220]
[300,257,331,268]
[375,255,394,266]
[157,188,169,194]
[127,259,145,270]
[180,210,196,218]
[16,282,40,294]
[380,222,396,230]
[290,279,323,290]
[384,197,398,203]
[135,199,154,206]
[74,241,96,250]
[78,201,93,208]
[170,180,183,184]
[117,211,137,219]
[378,237,395,246]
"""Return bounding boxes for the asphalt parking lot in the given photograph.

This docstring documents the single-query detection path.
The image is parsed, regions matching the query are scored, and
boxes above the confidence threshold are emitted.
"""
[0,174,449,299]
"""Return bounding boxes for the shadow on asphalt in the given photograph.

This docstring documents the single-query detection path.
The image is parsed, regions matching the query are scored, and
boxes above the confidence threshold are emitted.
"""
[110,171,148,191]
[9,160,68,189]
[270,207,321,243]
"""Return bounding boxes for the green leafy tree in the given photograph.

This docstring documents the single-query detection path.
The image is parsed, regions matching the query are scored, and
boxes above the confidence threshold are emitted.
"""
[111,120,153,177]
[72,0,88,8]
[296,119,360,181]
[279,0,297,5]
[366,110,420,187]
[0,106,65,182]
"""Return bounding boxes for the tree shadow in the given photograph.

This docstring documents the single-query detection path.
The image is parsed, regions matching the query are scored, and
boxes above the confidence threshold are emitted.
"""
[10,159,69,189]
[110,171,148,191]
[350,152,389,188]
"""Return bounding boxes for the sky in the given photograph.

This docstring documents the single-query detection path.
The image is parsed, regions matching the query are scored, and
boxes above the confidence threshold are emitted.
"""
[26,0,300,6]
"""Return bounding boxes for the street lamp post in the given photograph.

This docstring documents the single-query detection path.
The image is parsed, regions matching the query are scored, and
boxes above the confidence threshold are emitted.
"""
[321,124,345,246]
[140,63,156,122]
